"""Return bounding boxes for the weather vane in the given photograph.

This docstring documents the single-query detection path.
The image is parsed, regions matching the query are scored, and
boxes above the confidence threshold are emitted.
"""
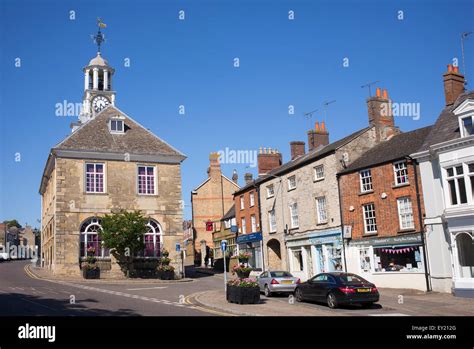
[92,17,107,53]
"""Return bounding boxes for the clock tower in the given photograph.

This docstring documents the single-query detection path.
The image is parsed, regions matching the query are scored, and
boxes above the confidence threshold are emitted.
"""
[78,19,116,124]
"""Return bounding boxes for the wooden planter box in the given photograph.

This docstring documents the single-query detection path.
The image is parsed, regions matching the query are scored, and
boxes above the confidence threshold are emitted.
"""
[226,285,260,304]
[83,267,100,279]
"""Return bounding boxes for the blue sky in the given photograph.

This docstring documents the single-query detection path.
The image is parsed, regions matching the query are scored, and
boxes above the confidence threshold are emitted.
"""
[1,0,473,227]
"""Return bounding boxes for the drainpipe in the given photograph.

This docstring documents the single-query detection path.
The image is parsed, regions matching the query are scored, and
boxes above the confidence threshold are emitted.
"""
[336,174,348,272]
[255,183,265,272]
[407,156,432,292]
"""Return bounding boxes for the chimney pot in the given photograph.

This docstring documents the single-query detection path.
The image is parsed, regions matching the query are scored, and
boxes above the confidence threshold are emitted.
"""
[244,173,253,184]
[315,121,320,131]
[376,87,381,97]
[453,66,459,73]
[382,89,388,99]
[447,64,453,72]
[321,121,326,131]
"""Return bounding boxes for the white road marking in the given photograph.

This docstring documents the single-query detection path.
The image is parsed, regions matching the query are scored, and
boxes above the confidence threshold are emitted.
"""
[368,313,410,316]
[126,286,167,291]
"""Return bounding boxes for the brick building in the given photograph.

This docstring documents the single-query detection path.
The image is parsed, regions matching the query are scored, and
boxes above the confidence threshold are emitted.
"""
[338,126,432,290]
[191,153,239,266]
[232,151,283,271]
[39,39,186,277]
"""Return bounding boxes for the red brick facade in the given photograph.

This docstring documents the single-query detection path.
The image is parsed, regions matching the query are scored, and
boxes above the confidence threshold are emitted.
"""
[234,187,261,235]
[339,159,425,240]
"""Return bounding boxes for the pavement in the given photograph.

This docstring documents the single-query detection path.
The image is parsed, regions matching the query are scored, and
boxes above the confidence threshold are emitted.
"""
[1,260,473,317]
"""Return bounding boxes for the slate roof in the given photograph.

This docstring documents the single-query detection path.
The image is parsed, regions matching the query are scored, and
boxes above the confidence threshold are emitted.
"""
[234,127,371,194]
[222,205,236,220]
[418,90,474,152]
[338,125,433,175]
[54,105,185,158]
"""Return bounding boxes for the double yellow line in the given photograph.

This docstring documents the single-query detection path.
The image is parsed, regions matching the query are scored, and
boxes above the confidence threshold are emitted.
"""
[24,264,42,280]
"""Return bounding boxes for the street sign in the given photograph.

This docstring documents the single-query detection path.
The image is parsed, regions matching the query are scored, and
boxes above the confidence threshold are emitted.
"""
[220,239,227,252]
[175,243,181,252]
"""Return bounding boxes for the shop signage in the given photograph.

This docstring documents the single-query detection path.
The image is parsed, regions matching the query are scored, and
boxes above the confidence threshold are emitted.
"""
[236,232,262,244]
[349,233,422,247]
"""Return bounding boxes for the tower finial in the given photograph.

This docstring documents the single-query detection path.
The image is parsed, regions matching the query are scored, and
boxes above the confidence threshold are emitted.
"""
[92,18,107,53]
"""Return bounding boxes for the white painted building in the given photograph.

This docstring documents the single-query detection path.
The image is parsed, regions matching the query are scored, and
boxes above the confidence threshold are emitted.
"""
[412,65,474,297]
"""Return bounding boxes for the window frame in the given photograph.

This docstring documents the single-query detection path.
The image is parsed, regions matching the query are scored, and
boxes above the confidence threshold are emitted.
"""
[289,202,299,229]
[85,162,106,193]
[314,165,325,181]
[249,192,255,207]
[109,118,125,134]
[459,114,474,138]
[240,195,245,210]
[359,169,373,193]
[315,196,328,224]
[241,217,247,234]
[250,214,257,232]
[397,197,415,230]
[393,160,409,186]
[268,209,277,233]
[287,175,297,191]
[362,203,377,234]
[137,165,157,195]
[444,164,470,207]
[266,184,275,198]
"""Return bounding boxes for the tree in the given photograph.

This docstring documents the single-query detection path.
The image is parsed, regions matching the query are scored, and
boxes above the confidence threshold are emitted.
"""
[99,210,148,276]
[4,220,22,229]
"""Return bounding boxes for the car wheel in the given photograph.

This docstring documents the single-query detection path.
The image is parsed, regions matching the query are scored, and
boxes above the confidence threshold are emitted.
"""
[295,288,303,302]
[264,285,272,297]
[327,292,338,309]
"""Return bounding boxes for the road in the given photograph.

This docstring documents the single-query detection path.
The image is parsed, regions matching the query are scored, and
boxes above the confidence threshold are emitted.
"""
[0,260,227,316]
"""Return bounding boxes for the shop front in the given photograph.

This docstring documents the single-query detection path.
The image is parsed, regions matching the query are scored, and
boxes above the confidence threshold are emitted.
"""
[237,232,263,272]
[346,233,428,291]
[286,229,343,281]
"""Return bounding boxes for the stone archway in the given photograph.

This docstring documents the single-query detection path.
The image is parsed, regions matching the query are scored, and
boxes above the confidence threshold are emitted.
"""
[267,239,282,270]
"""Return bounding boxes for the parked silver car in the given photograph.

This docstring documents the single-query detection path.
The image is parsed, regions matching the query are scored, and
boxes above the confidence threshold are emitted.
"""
[257,271,300,297]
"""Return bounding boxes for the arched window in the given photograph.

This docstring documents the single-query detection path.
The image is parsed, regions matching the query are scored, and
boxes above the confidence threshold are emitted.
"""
[144,219,162,257]
[80,217,109,258]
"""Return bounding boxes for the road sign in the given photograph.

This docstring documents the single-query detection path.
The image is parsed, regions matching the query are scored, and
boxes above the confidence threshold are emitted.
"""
[220,239,227,252]
[175,243,181,252]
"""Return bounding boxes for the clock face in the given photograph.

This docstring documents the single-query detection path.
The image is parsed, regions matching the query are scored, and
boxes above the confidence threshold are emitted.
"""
[92,95,110,113]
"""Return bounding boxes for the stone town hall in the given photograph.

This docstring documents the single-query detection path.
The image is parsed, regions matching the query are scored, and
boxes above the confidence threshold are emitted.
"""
[39,25,186,277]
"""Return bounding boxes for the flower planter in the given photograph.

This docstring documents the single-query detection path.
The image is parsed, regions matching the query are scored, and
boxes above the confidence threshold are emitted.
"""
[226,285,260,304]
[236,269,251,278]
[83,267,100,279]
[158,270,175,280]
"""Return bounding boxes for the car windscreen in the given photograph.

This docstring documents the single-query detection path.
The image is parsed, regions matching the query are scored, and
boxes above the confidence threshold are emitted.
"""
[270,271,292,277]
[338,274,369,284]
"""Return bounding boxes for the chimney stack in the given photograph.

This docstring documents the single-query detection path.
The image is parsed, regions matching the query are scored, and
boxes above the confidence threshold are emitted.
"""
[290,141,305,160]
[443,64,465,106]
[232,169,238,184]
[208,152,221,179]
[257,147,282,177]
[307,121,329,152]
[367,87,396,142]
[244,173,253,185]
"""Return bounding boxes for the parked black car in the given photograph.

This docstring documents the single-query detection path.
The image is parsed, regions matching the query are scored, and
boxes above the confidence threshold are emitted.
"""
[295,272,379,309]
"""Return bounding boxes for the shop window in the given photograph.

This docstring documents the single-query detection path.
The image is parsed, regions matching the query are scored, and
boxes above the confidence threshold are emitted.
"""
[359,247,372,272]
[373,246,423,272]
[456,233,474,279]
[292,249,303,271]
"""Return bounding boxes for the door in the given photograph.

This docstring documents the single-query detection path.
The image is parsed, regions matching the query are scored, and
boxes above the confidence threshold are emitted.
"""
[305,274,328,301]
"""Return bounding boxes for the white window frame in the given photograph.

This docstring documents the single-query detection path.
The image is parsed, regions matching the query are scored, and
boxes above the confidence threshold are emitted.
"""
[360,169,373,193]
[240,195,245,210]
[241,217,246,234]
[287,175,297,191]
[137,165,157,195]
[444,164,471,206]
[362,203,377,234]
[316,196,328,224]
[109,118,125,134]
[393,161,409,186]
[266,184,275,198]
[459,114,474,138]
[250,215,257,232]
[397,197,415,230]
[314,165,325,181]
[85,162,106,193]
[268,209,277,233]
[249,192,255,207]
[289,202,299,228]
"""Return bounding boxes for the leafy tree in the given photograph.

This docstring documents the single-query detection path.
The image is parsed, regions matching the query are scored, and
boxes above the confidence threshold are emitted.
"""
[99,210,148,276]
[4,219,22,229]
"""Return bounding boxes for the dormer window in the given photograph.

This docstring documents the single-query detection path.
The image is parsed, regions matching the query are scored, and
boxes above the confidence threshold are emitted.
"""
[109,118,124,134]
[460,115,473,137]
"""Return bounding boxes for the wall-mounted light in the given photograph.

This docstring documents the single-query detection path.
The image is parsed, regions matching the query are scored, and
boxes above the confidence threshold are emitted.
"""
[349,206,355,212]
[381,192,388,199]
